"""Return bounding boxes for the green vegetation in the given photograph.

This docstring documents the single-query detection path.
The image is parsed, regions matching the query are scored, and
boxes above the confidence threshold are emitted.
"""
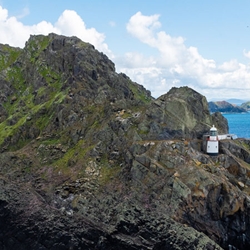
[0,87,66,149]
[53,140,94,171]
[27,35,50,63]
[0,117,25,140]
[234,139,250,151]
[99,164,121,185]
[128,81,151,104]
[0,45,21,71]
[0,35,70,151]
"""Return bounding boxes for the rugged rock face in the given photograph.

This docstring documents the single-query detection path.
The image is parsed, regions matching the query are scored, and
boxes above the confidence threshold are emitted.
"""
[142,87,228,140]
[0,33,250,250]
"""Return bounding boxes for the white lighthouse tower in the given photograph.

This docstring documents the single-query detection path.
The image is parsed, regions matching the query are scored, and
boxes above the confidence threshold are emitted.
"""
[204,125,219,155]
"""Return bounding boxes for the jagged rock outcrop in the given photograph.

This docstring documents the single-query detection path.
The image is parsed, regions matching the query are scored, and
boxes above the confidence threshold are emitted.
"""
[0,33,250,250]
[139,87,228,140]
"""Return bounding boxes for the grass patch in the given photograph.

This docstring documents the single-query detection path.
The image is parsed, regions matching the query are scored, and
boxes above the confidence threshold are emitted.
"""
[99,163,121,185]
[53,140,95,172]
[0,45,21,70]
[0,88,67,149]
[28,35,50,63]
[0,35,69,151]
[128,81,151,104]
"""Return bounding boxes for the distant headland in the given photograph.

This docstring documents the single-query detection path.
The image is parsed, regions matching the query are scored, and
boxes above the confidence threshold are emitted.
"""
[208,100,250,113]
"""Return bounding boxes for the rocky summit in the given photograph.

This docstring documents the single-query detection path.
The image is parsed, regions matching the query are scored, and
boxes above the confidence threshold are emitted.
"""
[0,33,250,250]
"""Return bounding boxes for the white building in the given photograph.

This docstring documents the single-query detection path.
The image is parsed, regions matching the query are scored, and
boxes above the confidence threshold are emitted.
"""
[203,125,219,156]
[202,125,237,156]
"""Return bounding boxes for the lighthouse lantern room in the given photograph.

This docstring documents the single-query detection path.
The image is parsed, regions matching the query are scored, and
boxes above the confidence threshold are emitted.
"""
[203,125,219,156]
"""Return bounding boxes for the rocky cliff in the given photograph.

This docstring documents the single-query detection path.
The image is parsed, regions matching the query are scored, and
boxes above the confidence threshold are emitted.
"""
[0,33,250,250]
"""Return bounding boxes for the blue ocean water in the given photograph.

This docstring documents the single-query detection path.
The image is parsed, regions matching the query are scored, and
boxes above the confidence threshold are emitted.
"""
[223,112,250,139]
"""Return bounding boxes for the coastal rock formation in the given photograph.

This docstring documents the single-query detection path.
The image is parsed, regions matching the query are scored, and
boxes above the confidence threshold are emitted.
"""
[241,101,250,111]
[209,100,247,113]
[0,33,250,250]
[142,87,228,140]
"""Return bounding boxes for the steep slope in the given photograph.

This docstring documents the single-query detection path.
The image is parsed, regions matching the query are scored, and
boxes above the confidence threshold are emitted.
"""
[143,87,228,140]
[0,33,152,152]
[0,34,250,250]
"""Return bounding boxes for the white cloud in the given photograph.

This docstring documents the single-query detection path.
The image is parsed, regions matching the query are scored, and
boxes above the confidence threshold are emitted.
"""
[109,21,116,27]
[0,5,8,21]
[0,6,112,57]
[121,11,250,100]
[0,6,58,47]
[218,60,241,72]
[1,5,250,101]
[119,52,156,68]
[126,11,161,46]
[55,10,112,56]
[243,49,250,59]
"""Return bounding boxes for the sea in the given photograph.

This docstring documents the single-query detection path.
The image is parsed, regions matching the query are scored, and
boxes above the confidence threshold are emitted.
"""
[223,112,250,139]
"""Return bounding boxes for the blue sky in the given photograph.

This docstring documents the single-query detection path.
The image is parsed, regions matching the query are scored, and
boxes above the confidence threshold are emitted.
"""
[1,0,250,101]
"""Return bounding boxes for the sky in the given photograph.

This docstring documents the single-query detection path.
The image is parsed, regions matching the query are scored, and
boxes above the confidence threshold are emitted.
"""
[1,0,250,101]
